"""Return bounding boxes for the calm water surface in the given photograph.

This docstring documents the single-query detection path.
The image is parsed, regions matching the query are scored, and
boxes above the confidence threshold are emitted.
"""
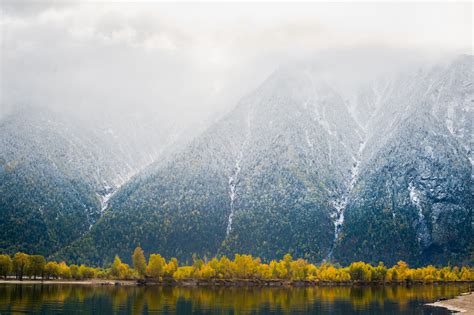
[0,283,467,314]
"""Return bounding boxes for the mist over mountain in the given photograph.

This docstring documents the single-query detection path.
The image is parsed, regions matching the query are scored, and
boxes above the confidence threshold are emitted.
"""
[0,105,189,256]
[45,55,473,266]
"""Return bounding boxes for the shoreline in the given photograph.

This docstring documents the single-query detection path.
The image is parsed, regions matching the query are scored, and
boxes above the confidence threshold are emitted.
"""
[426,291,474,314]
[0,279,472,287]
[0,279,136,286]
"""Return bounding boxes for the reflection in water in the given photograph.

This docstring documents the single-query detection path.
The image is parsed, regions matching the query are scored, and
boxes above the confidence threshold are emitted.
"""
[0,283,467,314]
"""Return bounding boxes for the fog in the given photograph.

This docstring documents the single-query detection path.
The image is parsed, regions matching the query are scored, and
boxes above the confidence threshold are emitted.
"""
[1,1,472,129]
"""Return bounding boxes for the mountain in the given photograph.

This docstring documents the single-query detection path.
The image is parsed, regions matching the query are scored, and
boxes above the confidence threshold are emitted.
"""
[0,107,178,256]
[57,55,472,267]
[334,55,473,265]
[56,67,364,265]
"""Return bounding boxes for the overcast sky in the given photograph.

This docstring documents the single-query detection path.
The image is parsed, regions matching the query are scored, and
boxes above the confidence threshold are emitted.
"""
[1,1,472,123]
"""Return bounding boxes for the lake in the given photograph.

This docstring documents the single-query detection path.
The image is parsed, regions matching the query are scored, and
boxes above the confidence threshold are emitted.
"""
[0,283,468,314]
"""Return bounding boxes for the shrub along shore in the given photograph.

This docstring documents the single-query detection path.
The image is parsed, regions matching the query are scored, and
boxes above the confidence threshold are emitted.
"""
[0,248,473,286]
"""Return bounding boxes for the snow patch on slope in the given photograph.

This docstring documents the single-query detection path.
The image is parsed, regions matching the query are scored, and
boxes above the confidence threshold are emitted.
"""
[327,138,366,260]
[226,109,253,236]
[305,130,314,149]
[408,182,431,247]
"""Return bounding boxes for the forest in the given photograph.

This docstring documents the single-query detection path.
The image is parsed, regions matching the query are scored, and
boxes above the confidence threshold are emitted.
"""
[0,248,473,284]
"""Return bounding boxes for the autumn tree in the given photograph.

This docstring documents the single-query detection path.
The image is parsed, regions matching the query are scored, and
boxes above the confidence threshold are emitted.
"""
[269,260,278,279]
[320,264,338,281]
[254,262,265,279]
[147,254,166,279]
[44,261,60,279]
[394,261,409,282]
[197,263,217,279]
[460,266,473,281]
[349,262,372,282]
[70,264,80,279]
[132,247,147,277]
[0,255,12,279]
[164,257,178,278]
[306,263,318,281]
[389,268,399,282]
[28,255,46,280]
[192,257,204,273]
[58,262,71,279]
[370,262,387,282]
[111,256,124,279]
[289,259,308,280]
[173,266,193,279]
[4,248,472,284]
[234,254,260,279]
[79,265,96,279]
[13,252,30,280]
[275,260,289,279]
[283,254,293,274]
[219,256,234,279]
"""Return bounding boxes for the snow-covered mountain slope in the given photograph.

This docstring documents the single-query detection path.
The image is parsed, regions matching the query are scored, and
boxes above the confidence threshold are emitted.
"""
[334,55,473,265]
[335,112,472,265]
[0,107,179,255]
[12,55,473,266]
[356,55,472,167]
[56,65,370,265]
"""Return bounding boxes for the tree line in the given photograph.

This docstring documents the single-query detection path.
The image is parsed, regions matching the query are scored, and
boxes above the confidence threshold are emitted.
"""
[0,249,473,283]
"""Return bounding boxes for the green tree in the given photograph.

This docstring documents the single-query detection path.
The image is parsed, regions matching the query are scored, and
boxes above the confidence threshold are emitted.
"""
[28,255,46,280]
[147,254,166,279]
[13,252,30,280]
[132,247,147,277]
[0,255,12,279]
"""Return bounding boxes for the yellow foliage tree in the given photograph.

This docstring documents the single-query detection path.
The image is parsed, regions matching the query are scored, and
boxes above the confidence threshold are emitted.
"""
[132,247,147,278]
[147,254,166,279]
[58,262,71,279]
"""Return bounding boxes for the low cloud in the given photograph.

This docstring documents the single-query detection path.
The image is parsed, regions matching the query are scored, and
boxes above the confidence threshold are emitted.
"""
[1,1,471,123]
